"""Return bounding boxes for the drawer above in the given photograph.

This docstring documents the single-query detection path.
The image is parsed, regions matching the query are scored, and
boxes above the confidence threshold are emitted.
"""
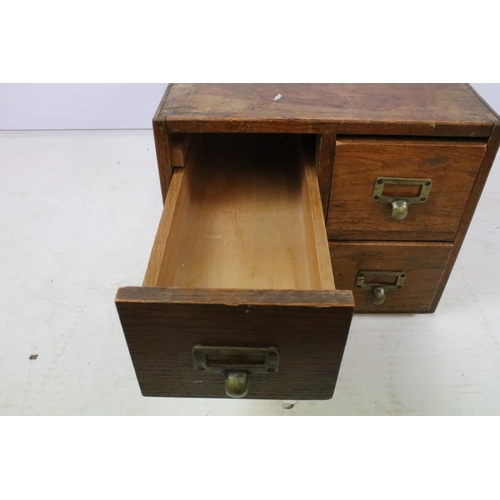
[116,134,354,400]
[327,137,487,242]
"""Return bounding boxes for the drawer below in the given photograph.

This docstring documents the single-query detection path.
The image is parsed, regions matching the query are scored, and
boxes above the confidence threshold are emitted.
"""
[329,241,452,313]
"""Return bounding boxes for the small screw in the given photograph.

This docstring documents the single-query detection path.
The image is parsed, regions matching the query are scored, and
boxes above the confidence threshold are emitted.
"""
[268,351,277,359]
[196,366,205,371]
[374,195,380,200]
[401,273,406,278]
[377,179,383,185]
[420,197,426,201]
[425,181,431,186]
[267,368,276,373]
[397,285,402,289]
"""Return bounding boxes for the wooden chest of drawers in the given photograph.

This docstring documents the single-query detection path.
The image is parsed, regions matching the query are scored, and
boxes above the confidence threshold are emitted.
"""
[116,84,500,400]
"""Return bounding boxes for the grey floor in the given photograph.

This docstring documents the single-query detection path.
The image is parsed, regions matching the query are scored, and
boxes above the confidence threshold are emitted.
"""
[1,130,500,415]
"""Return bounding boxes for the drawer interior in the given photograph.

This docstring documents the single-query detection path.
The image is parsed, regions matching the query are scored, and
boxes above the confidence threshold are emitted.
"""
[117,133,354,400]
[144,133,335,291]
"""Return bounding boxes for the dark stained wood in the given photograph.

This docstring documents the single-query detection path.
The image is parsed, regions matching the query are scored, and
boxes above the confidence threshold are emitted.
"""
[327,137,487,242]
[157,84,495,136]
[153,84,173,201]
[316,134,336,218]
[115,287,354,399]
[329,242,452,313]
[429,122,500,311]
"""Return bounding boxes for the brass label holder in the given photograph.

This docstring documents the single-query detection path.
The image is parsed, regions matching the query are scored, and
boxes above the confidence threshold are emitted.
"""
[356,271,406,305]
[373,177,432,220]
[192,346,279,399]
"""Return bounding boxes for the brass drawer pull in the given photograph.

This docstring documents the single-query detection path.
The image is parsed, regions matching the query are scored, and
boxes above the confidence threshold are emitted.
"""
[373,177,432,220]
[192,346,279,398]
[356,271,406,305]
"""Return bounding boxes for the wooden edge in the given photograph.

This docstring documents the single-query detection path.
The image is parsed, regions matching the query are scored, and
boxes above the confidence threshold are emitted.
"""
[170,133,192,167]
[466,84,500,122]
[316,133,336,218]
[165,119,493,137]
[429,123,500,312]
[303,149,336,290]
[153,83,172,120]
[153,84,173,201]
[335,136,488,146]
[116,287,354,308]
[142,169,185,287]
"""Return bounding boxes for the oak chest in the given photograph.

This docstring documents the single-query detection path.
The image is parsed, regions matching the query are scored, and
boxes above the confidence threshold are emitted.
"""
[116,84,500,400]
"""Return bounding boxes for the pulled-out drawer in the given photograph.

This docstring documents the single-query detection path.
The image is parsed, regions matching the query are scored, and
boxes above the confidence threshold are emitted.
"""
[327,137,486,241]
[116,134,354,400]
[329,241,453,313]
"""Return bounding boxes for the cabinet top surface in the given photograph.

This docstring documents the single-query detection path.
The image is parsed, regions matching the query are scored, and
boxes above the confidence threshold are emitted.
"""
[157,84,498,136]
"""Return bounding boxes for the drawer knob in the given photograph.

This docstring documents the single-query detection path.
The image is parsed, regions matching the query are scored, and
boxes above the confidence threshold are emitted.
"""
[192,345,279,399]
[391,199,409,221]
[373,177,432,221]
[372,286,386,305]
[225,371,249,398]
[356,271,406,306]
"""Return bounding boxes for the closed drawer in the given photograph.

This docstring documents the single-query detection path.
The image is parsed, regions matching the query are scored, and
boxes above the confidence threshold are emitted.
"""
[329,241,452,313]
[116,134,354,400]
[327,137,487,241]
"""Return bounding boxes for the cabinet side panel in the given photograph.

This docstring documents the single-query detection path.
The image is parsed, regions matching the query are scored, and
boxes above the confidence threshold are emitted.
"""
[153,84,173,201]
[430,123,500,311]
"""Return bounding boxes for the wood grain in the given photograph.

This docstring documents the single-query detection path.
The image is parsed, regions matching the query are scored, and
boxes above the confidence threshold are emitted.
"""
[142,169,185,287]
[116,287,353,399]
[329,241,452,313]
[170,133,192,167]
[316,134,336,217]
[302,145,336,289]
[327,138,487,241]
[157,84,495,136]
[155,133,335,290]
[153,83,173,201]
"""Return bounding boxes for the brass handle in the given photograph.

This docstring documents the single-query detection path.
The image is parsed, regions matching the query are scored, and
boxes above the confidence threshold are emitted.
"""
[224,371,249,398]
[356,271,406,306]
[192,346,279,399]
[372,286,386,305]
[373,177,432,221]
[391,200,409,221]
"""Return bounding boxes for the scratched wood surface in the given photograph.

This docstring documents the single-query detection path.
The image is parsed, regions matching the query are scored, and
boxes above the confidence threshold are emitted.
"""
[157,84,496,136]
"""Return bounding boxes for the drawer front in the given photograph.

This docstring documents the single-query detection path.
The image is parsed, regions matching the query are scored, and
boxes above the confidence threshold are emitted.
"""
[327,138,486,241]
[116,288,353,400]
[329,242,452,313]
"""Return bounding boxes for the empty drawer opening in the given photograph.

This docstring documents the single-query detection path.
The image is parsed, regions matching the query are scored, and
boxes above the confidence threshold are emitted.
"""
[144,133,335,291]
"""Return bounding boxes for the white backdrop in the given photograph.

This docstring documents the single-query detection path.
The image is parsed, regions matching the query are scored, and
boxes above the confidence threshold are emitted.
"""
[0,83,498,130]
[0,84,168,130]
